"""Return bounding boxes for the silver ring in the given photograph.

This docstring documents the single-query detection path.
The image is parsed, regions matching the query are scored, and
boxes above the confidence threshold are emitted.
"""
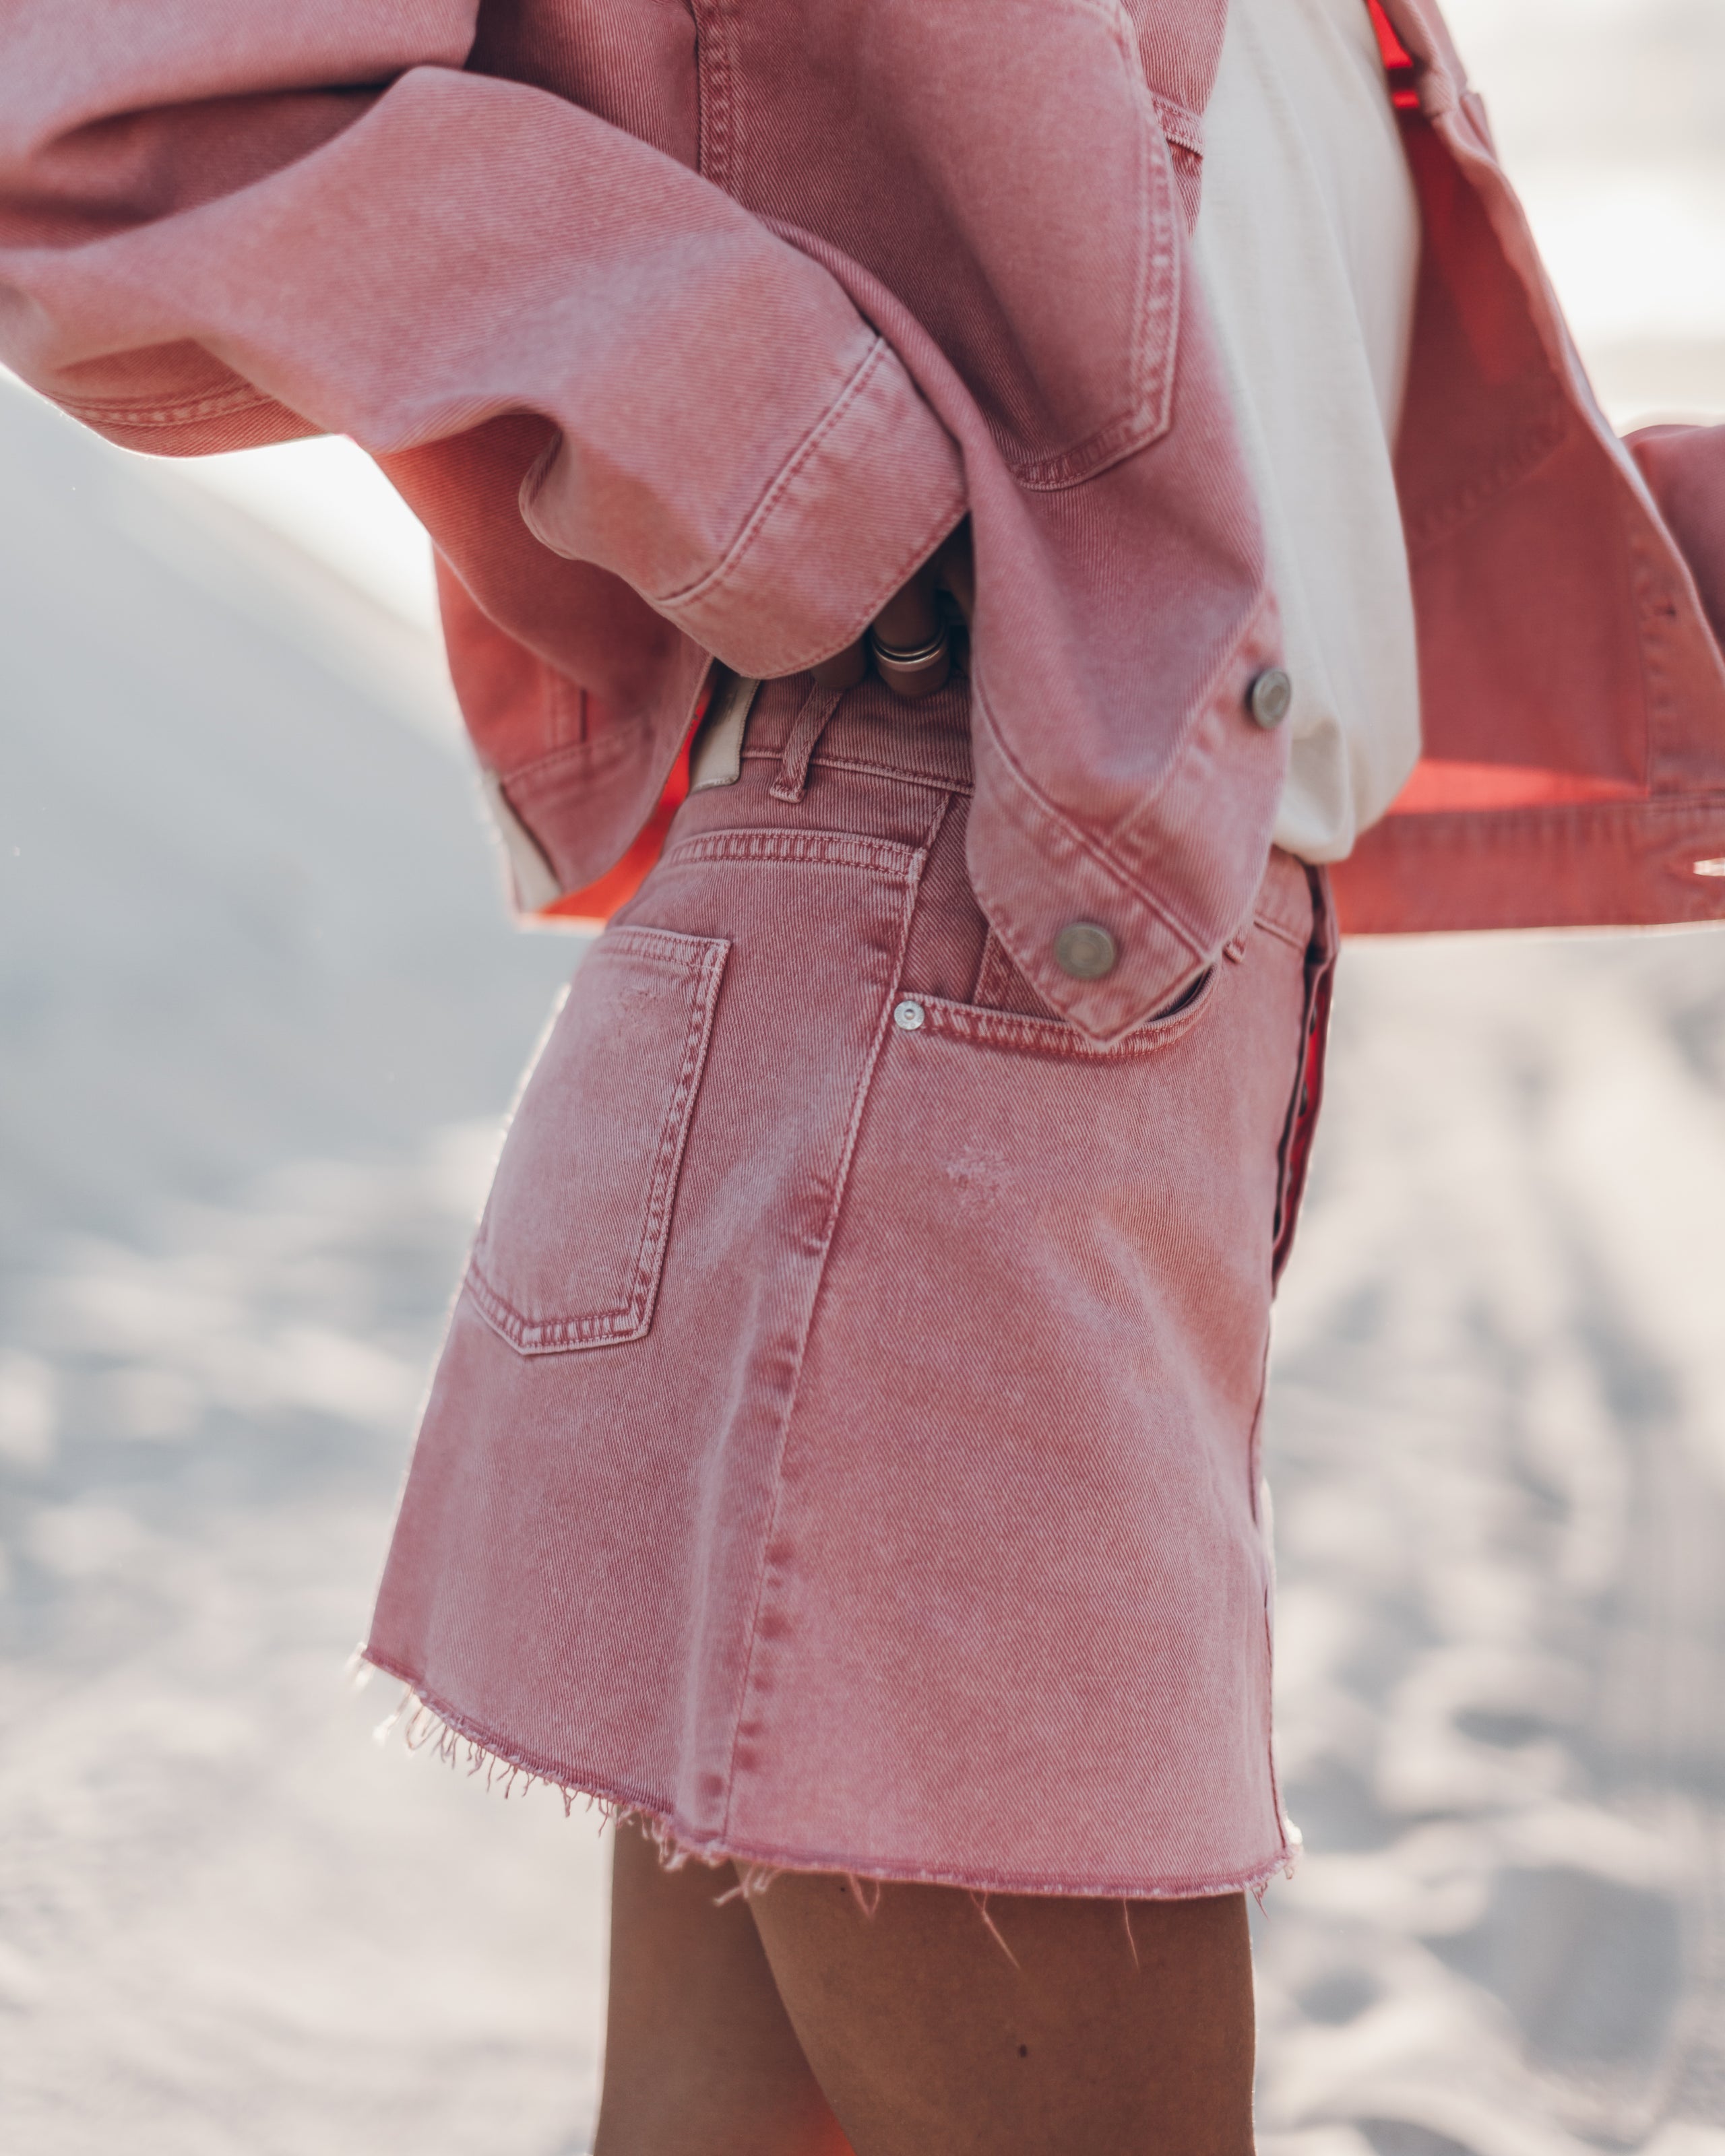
[869,627,950,672]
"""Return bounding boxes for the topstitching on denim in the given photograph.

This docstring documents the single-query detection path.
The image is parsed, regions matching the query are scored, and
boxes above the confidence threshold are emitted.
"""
[900,968,1222,1061]
[715,791,951,1853]
[661,827,926,879]
[464,927,730,1354]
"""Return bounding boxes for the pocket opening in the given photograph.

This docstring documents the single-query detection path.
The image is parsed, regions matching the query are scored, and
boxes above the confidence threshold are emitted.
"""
[901,963,1219,1063]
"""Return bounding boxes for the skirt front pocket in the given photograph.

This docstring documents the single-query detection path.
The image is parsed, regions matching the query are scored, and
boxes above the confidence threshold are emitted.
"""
[465,926,729,1355]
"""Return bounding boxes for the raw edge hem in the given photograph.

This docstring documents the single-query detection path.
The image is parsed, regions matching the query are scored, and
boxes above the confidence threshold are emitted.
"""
[358,1653,1302,1903]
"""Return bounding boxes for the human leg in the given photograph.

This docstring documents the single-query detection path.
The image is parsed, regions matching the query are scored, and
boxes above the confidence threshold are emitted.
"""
[596,1822,1253,2156]
[747,1872,1257,2156]
[592,1820,854,2156]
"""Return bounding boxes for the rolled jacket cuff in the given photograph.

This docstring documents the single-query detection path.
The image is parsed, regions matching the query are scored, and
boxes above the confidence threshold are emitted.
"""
[656,334,966,676]
[522,331,967,682]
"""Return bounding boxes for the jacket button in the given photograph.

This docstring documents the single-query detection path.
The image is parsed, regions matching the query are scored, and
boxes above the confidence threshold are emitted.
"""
[1248,667,1293,729]
[1055,922,1118,980]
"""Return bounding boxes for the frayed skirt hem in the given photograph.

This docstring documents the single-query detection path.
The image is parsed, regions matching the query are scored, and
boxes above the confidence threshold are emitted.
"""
[359,1651,1301,1905]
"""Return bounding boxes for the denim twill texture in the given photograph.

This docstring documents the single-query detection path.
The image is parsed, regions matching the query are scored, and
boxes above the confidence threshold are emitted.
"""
[367,678,1334,1898]
[5,0,1724,1048]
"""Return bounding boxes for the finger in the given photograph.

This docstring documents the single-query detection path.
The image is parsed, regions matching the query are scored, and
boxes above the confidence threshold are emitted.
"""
[934,521,974,627]
[874,642,951,699]
[870,563,941,654]
[811,639,869,690]
[870,557,951,701]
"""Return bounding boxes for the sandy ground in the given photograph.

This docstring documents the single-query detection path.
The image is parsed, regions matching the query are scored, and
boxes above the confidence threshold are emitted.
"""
[3,3,1724,2149]
[0,381,599,2152]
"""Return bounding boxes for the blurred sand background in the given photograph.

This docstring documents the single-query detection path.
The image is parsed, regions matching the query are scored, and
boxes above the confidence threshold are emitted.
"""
[2,2,1723,2149]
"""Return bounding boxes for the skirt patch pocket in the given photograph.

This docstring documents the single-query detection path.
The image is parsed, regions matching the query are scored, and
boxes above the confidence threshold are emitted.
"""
[465,927,729,1354]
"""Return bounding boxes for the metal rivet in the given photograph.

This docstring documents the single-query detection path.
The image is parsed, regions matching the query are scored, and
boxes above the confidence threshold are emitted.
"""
[892,998,926,1031]
[1054,922,1118,980]
[1248,667,1293,730]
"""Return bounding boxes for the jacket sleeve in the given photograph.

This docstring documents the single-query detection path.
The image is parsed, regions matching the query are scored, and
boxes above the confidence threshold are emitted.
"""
[0,1,966,679]
[1630,424,1725,662]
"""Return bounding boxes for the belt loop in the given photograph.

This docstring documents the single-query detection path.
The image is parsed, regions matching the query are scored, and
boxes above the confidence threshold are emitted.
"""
[770,680,845,804]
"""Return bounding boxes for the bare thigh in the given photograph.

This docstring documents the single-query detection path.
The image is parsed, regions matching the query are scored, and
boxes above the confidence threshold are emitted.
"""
[593,1823,853,2156]
[594,1822,1256,2156]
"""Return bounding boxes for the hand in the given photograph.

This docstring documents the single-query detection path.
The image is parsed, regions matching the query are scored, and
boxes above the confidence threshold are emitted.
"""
[811,521,974,701]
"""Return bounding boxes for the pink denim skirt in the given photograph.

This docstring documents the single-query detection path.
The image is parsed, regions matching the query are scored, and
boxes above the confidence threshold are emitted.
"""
[366,673,1335,1899]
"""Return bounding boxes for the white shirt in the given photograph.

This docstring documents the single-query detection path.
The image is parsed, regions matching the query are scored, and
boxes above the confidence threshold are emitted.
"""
[1192,0,1424,862]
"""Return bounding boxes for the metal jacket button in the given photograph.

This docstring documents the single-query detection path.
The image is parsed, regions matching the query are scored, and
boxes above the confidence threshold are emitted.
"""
[1248,667,1293,729]
[1055,922,1118,980]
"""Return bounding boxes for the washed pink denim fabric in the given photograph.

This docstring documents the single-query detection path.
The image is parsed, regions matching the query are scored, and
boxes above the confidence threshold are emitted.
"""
[367,676,1332,1896]
[3,1,1722,1047]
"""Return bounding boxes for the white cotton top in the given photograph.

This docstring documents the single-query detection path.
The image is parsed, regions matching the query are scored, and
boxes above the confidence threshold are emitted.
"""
[1191,0,1424,862]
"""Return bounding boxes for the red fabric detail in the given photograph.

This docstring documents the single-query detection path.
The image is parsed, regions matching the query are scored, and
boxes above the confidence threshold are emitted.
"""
[1388,759,1644,814]
[1366,0,1421,107]
[540,737,693,928]
[1367,0,1412,67]
[1272,948,1333,1286]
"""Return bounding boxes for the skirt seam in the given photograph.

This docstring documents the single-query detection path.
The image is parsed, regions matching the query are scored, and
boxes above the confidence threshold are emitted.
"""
[715,798,947,1847]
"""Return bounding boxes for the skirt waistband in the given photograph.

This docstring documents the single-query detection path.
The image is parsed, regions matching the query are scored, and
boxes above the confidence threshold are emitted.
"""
[693,669,974,800]
[689,666,1322,957]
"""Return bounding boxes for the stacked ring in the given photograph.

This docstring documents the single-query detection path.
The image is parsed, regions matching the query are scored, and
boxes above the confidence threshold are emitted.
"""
[869,625,953,699]
[869,629,949,670]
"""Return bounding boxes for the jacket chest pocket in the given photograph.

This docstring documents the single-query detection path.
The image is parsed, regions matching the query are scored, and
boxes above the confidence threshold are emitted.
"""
[951,18,1184,494]
[706,0,1183,490]
[464,928,729,1355]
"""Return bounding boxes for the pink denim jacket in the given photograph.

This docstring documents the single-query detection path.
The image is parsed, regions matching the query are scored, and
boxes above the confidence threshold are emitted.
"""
[3,0,1722,1040]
